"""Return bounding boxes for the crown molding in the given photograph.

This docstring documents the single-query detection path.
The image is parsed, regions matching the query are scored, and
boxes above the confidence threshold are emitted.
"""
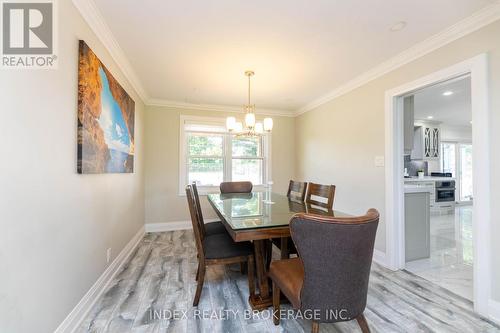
[295,1,500,116]
[72,0,148,103]
[147,98,295,117]
[73,0,500,116]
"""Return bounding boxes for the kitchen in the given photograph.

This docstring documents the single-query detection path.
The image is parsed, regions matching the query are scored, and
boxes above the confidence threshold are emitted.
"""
[402,76,474,300]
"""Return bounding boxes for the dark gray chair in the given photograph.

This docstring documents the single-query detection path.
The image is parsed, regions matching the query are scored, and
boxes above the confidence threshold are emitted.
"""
[220,181,253,194]
[186,185,255,306]
[269,209,380,333]
[191,182,227,236]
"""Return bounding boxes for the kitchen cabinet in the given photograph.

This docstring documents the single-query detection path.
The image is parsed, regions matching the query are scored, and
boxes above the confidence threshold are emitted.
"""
[403,96,414,154]
[411,122,440,160]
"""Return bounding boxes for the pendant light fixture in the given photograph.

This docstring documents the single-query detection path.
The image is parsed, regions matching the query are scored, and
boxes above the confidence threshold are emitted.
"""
[226,71,273,136]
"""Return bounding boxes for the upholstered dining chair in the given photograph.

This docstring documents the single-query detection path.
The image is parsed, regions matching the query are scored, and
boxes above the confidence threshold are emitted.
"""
[274,202,335,259]
[305,182,336,209]
[269,209,380,333]
[220,181,253,194]
[287,180,308,202]
[186,185,255,306]
[191,182,227,236]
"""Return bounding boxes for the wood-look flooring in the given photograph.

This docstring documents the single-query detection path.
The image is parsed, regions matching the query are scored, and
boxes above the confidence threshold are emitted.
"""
[78,231,500,333]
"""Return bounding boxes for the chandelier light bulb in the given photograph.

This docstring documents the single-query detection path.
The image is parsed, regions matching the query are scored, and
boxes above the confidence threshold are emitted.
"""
[245,112,256,128]
[263,118,273,132]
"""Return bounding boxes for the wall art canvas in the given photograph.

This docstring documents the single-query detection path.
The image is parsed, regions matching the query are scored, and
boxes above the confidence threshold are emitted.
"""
[77,40,135,173]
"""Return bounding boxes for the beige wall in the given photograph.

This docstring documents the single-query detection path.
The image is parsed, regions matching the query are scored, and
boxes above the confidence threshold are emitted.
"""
[144,106,295,224]
[0,1,145,332]
[295,21,500,300]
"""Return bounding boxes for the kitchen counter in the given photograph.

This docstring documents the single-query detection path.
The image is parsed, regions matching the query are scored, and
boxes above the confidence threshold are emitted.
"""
[404,184,434,194]
[404,176,455,182]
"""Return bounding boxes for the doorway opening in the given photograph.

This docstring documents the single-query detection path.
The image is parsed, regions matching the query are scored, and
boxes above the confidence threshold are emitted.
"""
[384,54,491,316]
[402,76,473,300]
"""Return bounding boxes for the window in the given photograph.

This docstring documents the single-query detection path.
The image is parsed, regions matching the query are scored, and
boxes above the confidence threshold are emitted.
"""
[441,141,473,203]
[187,133,224,186]
[232,136,263,184]
[441,142,456,176]
[180,116,270,194]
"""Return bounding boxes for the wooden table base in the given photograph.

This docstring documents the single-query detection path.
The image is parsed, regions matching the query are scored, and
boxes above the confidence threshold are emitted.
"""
[248,294,274,311]
[248,239,290,311]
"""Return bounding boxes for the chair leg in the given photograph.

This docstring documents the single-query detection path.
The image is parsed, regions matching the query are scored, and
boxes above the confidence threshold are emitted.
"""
[195,263,200,281]
[356,314,371,333]
[272,281,281,325]
[311,321,319,333]
[280,237,289,259]
[193,265,206,306]
[240,262,246,274]
[247,255,255,296]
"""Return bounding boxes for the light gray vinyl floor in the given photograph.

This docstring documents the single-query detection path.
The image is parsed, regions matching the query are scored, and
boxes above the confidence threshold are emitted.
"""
[78,230,500,333]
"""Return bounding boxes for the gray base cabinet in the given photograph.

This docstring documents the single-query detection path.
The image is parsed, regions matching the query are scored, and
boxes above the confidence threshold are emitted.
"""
[405,192,430,262]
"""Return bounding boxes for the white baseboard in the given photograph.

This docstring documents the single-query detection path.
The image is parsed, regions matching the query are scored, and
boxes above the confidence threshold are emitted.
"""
[489,299,500,326]
[145,218,218,233]
[145,221,191,232]
[54,226,145,333]
[373,249,389,268]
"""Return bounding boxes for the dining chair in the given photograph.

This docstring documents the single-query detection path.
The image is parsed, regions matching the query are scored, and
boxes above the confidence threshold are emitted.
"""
[191,182,227,236]
[269,209,380,333]
[273,180,308,258]
[305,182,336,209]
[274,201,335,259]
[220,181,253,194]
[186,185,255,306]
[287,180,308,202]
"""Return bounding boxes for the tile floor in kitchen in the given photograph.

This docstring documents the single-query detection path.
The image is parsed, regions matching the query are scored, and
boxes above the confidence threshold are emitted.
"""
[405,205,473,300]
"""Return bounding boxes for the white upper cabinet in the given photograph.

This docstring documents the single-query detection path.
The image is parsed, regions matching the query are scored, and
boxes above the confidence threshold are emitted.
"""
[411,121,440,160]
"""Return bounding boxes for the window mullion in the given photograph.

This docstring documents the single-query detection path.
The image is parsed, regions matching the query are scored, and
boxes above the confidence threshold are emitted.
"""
[225,134,232,182]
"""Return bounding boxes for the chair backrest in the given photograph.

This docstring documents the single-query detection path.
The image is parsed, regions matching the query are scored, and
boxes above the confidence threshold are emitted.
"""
[192,182,206,238]
[220,181,253,194]
[185,185,205,258]
[287,180,308,202]
[305,182,335,209]
[290,209,379,322]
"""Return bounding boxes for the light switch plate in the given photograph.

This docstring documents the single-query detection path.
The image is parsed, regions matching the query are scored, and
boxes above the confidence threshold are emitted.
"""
[375,156,385,167]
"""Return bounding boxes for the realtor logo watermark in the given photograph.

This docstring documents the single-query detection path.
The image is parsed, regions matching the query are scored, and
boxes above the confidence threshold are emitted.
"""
[1,0,57,68]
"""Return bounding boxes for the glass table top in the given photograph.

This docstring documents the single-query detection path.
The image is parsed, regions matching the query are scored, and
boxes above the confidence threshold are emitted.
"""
[207,191,350,231]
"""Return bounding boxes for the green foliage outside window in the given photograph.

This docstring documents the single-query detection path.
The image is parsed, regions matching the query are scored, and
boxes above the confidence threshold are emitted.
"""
[187,133,263,184]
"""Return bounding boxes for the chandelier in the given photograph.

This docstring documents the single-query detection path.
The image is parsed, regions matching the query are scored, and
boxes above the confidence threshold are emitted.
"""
[226,71,273,136]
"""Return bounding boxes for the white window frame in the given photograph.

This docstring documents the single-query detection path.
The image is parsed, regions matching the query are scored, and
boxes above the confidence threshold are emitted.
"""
[179,115,272,195]
[441,140,473,203]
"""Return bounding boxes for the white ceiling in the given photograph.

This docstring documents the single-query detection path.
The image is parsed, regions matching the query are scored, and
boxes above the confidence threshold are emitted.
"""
[93,0,494,112]
[414,76,471,127]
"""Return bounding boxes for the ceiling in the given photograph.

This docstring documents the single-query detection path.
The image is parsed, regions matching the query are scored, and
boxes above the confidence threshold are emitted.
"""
[414,76,471,127]
[92,0,495,112]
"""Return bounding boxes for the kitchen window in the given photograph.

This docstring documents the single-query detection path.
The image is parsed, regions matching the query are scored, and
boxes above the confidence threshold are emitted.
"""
[441,141,473,202]
[179,115,270,194]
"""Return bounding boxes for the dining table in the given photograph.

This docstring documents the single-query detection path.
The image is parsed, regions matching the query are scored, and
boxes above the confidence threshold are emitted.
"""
[207,190,350,310]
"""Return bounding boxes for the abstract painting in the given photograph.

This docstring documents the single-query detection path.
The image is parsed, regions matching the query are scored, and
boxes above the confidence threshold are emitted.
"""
[77,40,135,173]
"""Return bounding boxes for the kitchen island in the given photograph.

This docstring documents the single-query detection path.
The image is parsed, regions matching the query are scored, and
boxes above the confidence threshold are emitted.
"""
[404,184,431,262]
